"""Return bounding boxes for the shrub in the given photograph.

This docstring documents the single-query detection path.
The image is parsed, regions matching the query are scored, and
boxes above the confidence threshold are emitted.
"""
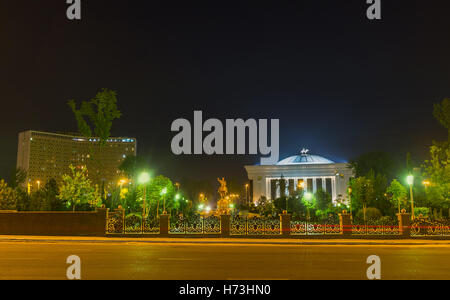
[356,207,382,220]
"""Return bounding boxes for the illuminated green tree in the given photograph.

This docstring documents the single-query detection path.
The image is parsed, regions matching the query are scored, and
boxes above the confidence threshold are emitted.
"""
[349,177,375,221]
[58,165,102,211]
[422,98,450,215]
[386,179,407,214]
[423,142,450,210]
[0,179,17,210]
[137,175,175,217]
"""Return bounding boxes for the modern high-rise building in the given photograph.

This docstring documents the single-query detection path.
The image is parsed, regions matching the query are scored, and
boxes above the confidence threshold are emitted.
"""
[16,130,137,190]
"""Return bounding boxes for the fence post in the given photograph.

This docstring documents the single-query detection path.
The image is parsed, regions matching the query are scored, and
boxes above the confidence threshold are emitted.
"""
[280,211,291,236]
[339,210,352,236]
[397,210,411,238]
[220,214,231,237]
[114,206,125,234]
[159,214,170,237]
[96,207,108,236]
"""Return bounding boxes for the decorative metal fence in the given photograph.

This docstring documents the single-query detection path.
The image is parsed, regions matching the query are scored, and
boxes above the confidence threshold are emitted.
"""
[411,218,450,236]
[169,215,221,235]
[107,213,159,234]
[351,218,399,235]
[230,217,281,235]
[290,217,340,235]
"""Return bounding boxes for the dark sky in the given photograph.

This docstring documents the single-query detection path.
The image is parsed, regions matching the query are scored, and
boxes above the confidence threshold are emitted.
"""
[0,0,449,183]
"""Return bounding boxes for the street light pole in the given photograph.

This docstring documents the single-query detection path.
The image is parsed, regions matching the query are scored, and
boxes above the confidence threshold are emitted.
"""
[138,172,151,229]
[245,184,249,211]
[161,187,168,214]
[407,175,415,220]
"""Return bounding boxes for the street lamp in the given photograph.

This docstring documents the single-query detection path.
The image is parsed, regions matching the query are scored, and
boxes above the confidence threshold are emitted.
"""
[36,180,41,190]
[161,187,168,214]
[348,187,353,219]
[138,172,151,219]
[118,178,127,189]
[422,180,431,188]
[245,184,249,210]
[407,175,415,220]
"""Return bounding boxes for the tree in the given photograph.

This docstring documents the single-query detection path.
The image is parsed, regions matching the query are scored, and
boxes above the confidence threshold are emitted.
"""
[68,88,122,146]
[277,176,287,198]
[0,180,17,210]
[348,152,395,180]
[433,98,450,138]
[349,177,375,222]
[422,98,450,215]
[255,196,275,217]
[146,175,175,217]
[386,179,407,214]
[302,193,316,220]
[118,155,150,181]
[315,188,332,211]
[9,168,27,189]
[44,179,64,211]
[422,141,450,210]
[58,165,102,211]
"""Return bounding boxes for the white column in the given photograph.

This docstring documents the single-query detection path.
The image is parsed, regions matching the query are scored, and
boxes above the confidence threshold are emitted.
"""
[332,177,337,202]
[312,178,317,194]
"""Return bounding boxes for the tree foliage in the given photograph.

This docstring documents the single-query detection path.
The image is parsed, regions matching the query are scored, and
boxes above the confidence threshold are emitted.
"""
[422,141,450,209]
[349,177,374,213]
[58,165,102,211]
[68,88,122,145]
[386,179,407,213]
[433,98,450,138]
[9,168,27,189]
[0,179,17,210]
[348,152,395,179]
[315,188,332,211]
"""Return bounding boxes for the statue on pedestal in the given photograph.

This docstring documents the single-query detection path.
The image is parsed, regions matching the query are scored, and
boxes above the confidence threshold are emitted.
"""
[217,177,231,214]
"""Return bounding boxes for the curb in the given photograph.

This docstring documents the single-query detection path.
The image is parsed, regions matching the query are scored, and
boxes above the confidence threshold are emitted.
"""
[1,236,450,246]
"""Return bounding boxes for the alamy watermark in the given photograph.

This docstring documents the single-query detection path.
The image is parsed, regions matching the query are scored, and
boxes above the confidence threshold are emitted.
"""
[66,0,81,20]
[366,255,381,280]
[65,1,381,21]
[66,255,81,280]
[170,111,279,165]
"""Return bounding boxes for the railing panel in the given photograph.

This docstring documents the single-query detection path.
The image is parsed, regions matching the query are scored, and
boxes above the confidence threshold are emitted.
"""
[411,219,450,236]
[203,216,221,234]
[231,217,247,235]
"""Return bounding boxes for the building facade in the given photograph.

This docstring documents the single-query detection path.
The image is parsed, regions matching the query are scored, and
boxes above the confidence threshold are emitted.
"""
[17,131,137,190]
[245,151,354,203]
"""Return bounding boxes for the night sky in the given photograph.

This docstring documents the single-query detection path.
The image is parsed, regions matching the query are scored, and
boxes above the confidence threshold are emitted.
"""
[1,0,449,184]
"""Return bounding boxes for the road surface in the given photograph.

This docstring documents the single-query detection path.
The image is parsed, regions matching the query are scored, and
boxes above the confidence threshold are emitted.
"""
[0,236,449,280]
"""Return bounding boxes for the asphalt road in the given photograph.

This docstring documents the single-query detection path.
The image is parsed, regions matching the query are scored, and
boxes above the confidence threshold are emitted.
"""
[0,239,449,280]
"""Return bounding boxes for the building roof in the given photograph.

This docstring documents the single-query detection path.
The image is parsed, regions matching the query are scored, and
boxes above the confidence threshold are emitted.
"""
[276,154,335,165]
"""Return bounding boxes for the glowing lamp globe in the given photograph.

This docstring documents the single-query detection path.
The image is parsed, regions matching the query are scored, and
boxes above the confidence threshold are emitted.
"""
[138,172,150,184]
[406,175,414,186]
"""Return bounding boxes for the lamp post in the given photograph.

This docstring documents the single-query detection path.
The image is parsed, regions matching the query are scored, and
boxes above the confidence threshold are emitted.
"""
[138,172,151,220]
[348,187,352,220]
[245,184,249,211]
[407,175,415,220]
[36,180,41,190]
[161,187,168,214]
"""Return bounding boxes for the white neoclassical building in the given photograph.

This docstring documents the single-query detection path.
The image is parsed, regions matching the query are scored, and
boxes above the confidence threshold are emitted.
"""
[245,150,354,203]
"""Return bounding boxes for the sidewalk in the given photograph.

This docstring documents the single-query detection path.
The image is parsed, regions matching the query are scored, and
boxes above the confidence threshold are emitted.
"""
[1,235,450,246]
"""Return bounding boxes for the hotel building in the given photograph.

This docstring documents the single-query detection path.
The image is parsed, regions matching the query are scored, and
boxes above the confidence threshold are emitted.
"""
[17,130,137,190]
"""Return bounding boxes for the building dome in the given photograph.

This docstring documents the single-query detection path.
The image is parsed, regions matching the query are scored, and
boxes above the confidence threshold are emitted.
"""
[276,153,335,165]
